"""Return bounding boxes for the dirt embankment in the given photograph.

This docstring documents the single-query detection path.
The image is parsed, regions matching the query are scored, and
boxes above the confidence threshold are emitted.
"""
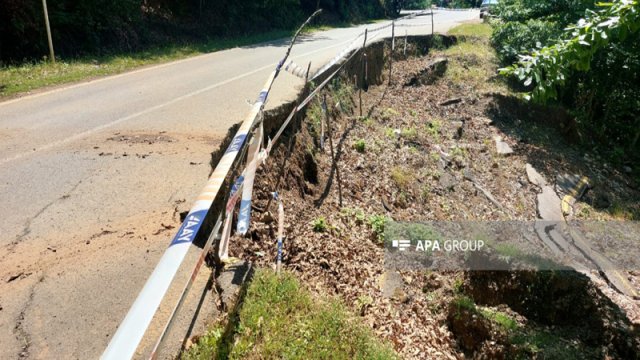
[213,34,640,359]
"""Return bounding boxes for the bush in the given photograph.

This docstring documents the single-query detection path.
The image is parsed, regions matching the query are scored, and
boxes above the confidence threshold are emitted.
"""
[491,19,560,63]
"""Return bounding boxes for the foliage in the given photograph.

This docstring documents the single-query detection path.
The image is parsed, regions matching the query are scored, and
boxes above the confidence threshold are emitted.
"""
[490,0,596,63]
[499,0,640,155]
[368,214,388,242]
[403,0,432,9]
[353,139,367,153]
[186,269,397,359]
[0,0,386,64]
[312,216,329,232]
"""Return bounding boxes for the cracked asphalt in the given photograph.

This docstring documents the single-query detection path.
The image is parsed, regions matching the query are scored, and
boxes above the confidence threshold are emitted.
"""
[0,10,478,359]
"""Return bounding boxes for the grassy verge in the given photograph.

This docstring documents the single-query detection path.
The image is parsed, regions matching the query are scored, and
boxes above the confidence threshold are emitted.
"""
[183,269,396,360]
[440,23,506,93]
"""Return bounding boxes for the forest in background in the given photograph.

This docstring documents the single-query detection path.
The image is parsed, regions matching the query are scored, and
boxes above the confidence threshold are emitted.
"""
[0,0,393,64]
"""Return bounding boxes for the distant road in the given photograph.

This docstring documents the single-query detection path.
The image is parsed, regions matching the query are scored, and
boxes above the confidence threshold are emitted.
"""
[0,10,478,359]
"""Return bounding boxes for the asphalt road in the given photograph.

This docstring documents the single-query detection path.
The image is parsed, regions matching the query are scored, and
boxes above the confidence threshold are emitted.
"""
[0,10,478,359]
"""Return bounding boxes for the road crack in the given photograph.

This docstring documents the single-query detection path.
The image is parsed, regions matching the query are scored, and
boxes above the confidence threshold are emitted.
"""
[13,275,44,359]
[9,179,84,250]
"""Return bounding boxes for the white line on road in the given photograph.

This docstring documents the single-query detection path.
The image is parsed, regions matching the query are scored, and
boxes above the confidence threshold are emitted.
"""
[0,37,356,167]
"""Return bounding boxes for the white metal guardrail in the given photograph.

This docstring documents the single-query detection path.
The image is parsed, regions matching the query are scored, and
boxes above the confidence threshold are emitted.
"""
[102,8,437,359]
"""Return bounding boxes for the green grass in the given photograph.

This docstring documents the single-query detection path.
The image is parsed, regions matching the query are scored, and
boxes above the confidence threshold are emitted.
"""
[438,23,508,93]
[182,269,397,359]
[0,17,377,100]
[447,23,493,38]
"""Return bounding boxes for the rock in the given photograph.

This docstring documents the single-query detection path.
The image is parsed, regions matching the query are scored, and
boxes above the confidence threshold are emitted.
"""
[405,57,448,86]
[439,172,457,191]
[537,186,564,221]
[463,168,476,182]
[525,163,547,188]
[380,270,404,299]
[623,166,633,174]
[217,260,252,311]
[477,117,494,126]
[494,136,513,155]
[439,98,462,106]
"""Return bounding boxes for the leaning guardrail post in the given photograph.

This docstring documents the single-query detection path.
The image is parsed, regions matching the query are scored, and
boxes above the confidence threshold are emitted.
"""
[324,95,343,207]
[101,10,322,360]
[359,29,368,117]
[389,20,395,85]
[404,29,408,57]
[431,10,434,35]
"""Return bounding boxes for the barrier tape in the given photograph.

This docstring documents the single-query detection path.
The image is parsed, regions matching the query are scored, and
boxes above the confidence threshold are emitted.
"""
[102,9,322,360]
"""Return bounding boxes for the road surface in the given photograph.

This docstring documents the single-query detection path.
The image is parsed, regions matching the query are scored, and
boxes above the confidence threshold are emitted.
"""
[0,10,479,359]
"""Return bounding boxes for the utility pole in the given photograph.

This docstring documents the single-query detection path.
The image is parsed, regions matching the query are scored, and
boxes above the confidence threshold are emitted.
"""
[42,0,55,63]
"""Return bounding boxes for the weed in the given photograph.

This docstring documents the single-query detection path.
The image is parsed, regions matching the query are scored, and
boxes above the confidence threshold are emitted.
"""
[182,327,225,360]
[409,109,418,117]
[384,127,397,138]
[390,167,414,190]
[312,216,329,232]
[453,278,465,294]
[353,139,366,153]
[381,107,399,121]
[426,120,442,141]
[401,127,418,141]
[480,308,518,332]
[368,215,388,243]
[340,207,366,225]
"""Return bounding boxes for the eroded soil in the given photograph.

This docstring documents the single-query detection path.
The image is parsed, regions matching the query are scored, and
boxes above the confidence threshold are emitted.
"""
[224,35,640,359]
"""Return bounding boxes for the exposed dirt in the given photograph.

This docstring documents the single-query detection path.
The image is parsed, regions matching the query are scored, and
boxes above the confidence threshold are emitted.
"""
[223,36,640,359]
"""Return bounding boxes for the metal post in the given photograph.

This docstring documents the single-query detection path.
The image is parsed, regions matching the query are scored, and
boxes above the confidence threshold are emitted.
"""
[42,0,55,63]
[359,29,368,117]
[389,21,395,85]
[304,62,312,83]
[431,10,434,35]
[325,95,343,207]
[404,30,408,57]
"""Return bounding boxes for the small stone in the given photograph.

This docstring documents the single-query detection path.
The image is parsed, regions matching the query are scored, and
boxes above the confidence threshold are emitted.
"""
[439,173,456,191]
[623,166,632,174]
[494,136,513,155]
[537,186,563,221]
[525,163,547,188]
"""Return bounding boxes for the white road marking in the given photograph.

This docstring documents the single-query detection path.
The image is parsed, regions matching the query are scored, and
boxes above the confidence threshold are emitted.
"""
[0,37,355,167]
